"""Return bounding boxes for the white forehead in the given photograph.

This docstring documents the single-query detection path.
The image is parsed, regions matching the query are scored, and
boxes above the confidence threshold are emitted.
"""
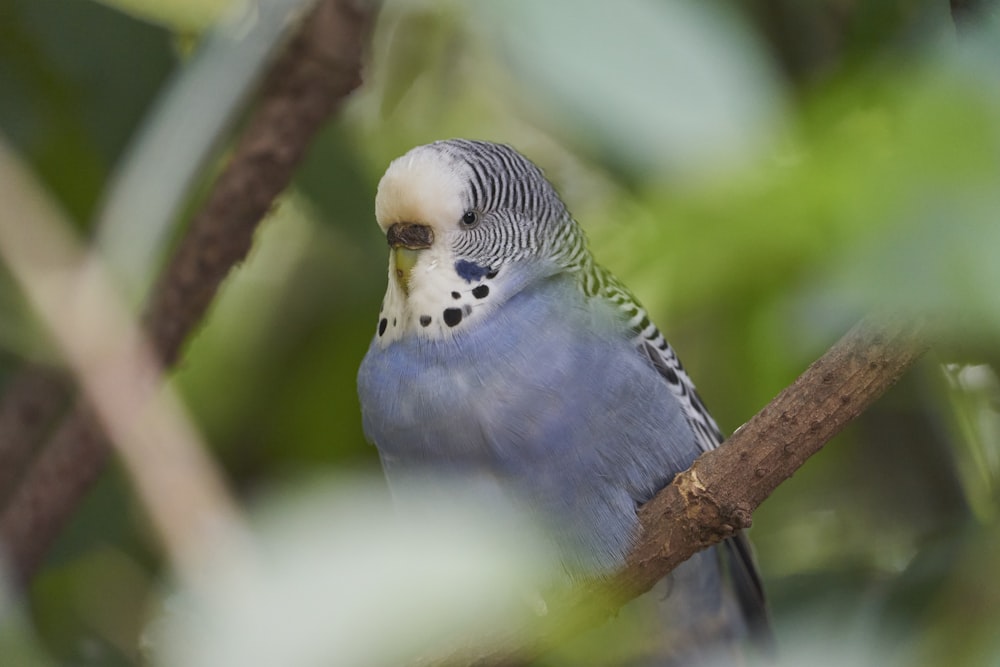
[374,146,470,233]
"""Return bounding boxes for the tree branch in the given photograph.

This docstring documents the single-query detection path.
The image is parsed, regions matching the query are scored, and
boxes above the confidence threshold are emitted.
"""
[0,366,72,505]
[0,0,380,584]
[146,0,380,366]
[444,315,930,666]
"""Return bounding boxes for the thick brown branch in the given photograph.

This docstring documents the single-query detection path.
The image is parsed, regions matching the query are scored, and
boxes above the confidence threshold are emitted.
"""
[0,0,379,583]
[626,315,929,587]
[449,315,930,665]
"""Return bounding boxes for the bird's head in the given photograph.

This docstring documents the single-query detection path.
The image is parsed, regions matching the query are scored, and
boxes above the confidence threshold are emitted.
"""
[372,139,584,343]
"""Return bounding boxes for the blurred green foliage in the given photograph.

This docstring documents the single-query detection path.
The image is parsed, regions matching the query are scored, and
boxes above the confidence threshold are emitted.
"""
[2,0,1000,664]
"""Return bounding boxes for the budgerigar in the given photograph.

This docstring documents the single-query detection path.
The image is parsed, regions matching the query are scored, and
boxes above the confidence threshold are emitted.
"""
[357,139,769,664]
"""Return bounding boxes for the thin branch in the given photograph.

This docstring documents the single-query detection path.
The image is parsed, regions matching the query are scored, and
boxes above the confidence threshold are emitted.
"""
[0,366,71,505]
[443,315,930,666]
[0,0,380,584]
[146,0,380,365]
[0,136,250,589]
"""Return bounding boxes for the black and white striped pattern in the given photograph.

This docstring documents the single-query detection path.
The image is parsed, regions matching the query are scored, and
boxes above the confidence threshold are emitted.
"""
[426,140,587,269]
[584,260,725,453]
[423,139,724,453]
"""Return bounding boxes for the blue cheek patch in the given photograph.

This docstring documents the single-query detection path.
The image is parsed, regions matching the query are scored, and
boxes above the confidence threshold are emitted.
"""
[455,260,490,283]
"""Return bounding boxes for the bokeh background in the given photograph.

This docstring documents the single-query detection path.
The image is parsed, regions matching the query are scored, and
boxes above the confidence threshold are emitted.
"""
[2,0,1000,665]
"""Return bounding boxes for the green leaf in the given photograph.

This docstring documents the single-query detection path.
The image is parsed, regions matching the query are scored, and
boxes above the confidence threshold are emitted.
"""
[89,0,231,32]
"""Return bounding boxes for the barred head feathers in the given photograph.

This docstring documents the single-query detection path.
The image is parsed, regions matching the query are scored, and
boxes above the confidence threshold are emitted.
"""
[373,140,590,343]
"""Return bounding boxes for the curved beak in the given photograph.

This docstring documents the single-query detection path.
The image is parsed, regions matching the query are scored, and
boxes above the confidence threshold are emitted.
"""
[386,223,433,295]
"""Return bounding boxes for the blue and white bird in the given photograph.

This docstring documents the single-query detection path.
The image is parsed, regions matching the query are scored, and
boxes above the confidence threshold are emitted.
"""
[357,139,768,664]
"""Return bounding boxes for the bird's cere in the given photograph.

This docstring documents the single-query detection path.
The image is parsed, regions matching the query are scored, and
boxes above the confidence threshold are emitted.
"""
[385,222,434,250]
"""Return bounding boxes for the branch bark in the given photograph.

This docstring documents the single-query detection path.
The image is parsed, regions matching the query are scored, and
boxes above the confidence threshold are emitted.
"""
[145,0,380,366]
[0,0,380,583]
[0,366,72,505]
[446,315,930,666]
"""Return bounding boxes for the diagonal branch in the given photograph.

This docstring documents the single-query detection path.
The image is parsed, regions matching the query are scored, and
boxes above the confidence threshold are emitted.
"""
[145,0,380,366]
[0,0,380,584]
[445,315,930,666]
[0,366,72,505]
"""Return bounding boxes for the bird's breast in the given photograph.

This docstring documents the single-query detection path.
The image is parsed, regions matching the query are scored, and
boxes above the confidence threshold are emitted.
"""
[357,275,699,572]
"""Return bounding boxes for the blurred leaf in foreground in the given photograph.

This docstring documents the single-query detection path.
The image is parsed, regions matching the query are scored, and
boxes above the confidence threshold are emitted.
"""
[475,0,785,181]
[150,477,556,667]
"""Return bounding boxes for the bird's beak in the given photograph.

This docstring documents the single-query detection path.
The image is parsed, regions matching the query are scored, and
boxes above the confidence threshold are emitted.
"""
[386,223,434,295]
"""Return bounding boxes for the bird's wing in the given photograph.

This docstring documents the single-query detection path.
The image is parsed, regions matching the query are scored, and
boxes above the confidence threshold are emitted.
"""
[641,333,774,649]
[586,264,773,647]
[640,339,725,453]
[585,263,722,453]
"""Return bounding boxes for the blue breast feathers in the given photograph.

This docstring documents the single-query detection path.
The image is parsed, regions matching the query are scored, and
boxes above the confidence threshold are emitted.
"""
[357,274,702,574]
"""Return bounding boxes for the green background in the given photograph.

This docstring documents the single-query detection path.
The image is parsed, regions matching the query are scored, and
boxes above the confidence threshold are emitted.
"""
[2,0,999,664]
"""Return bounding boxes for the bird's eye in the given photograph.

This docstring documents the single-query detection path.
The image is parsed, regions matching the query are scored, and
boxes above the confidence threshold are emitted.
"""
[461,210,479,227]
